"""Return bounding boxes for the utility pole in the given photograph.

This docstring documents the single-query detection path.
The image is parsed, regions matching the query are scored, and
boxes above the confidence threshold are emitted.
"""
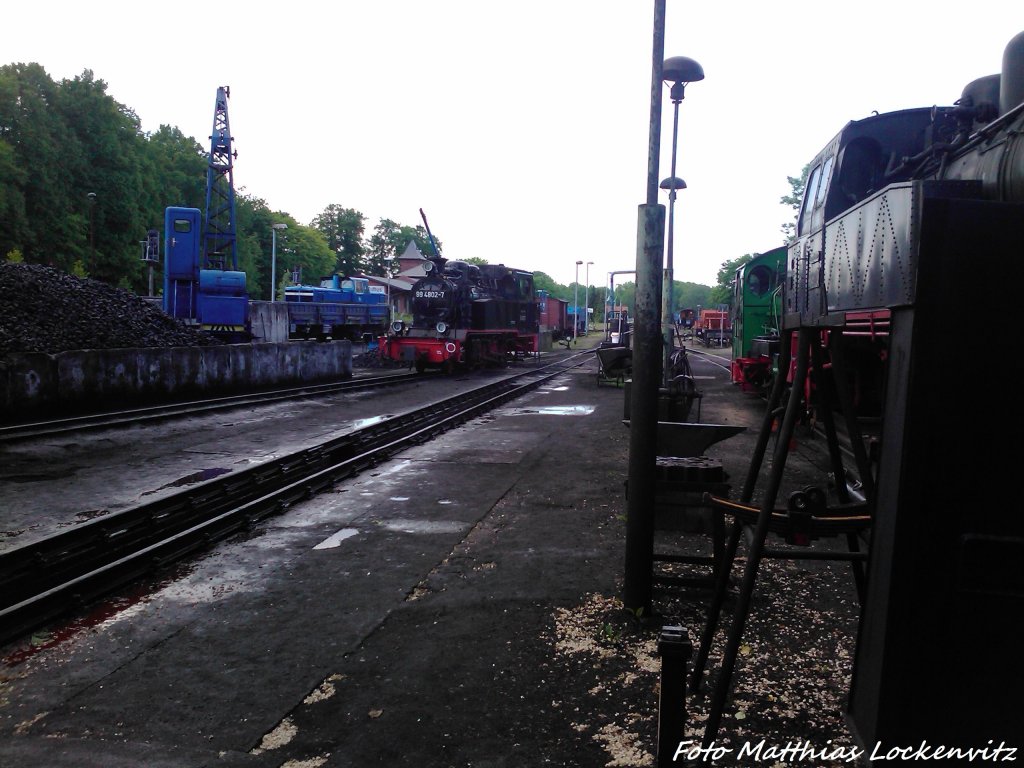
[623,0,667,615]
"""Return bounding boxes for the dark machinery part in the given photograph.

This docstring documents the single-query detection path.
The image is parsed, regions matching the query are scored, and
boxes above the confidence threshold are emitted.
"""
[419,207,443,263]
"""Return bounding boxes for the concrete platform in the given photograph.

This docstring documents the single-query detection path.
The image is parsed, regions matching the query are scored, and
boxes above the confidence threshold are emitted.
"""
[0,341,860,766]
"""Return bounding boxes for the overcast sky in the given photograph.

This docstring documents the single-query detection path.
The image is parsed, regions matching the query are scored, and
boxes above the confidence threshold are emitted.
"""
[7,2,1022,288]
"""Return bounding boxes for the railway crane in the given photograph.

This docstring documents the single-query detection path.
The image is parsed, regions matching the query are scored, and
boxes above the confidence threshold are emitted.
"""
[162,86,249,339]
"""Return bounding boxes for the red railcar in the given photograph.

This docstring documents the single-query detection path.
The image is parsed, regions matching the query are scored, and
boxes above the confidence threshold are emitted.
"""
[538,291,570,340]
[696,309,732,347]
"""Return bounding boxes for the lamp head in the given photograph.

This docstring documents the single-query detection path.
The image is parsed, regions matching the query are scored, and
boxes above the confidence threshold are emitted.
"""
[659,177,687,191]
[663,56,704,102]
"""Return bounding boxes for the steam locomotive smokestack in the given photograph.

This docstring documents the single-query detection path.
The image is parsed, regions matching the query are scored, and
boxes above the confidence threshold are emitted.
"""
[1001,30,1024,115]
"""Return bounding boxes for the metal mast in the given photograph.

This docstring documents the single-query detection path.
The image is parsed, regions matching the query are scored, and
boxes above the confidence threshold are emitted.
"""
[203,86,237,270]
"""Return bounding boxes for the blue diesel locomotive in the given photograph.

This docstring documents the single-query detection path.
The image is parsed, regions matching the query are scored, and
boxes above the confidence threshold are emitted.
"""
[283,275,388,341]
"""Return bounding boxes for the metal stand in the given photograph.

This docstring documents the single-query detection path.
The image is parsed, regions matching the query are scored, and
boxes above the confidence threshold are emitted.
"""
[657,625,693,767]
[687,328,875,745]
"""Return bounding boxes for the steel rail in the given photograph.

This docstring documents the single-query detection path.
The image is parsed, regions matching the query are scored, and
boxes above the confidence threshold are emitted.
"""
[0,371,420,443]
[0,354,589,646]
[680,345,733,373]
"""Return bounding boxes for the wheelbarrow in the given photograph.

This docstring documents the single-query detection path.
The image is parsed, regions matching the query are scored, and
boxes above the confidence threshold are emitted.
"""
[597,345,632,387]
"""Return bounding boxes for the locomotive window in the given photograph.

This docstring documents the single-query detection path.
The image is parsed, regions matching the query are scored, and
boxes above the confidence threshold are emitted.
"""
[800,164,822,228]
[834,138,883,213]
[517,275,534,299]
[747,265,774,297]
[173,218,192,233]
[815,155,834,207]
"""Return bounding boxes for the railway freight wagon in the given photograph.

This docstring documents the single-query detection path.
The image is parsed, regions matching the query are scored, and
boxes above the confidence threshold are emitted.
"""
[695,308,731,347]
[380,257,538,372]
[283,276,388,341]
[537,290,570,340]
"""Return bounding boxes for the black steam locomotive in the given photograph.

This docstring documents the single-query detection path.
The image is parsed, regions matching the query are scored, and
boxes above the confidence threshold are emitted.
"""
[711,29,1024,750]
[380,255,538,372]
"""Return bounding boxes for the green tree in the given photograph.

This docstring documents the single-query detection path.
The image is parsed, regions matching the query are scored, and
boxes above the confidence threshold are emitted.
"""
[709,254,753,306]
[781,164,810,242]
[675,281,712,315]
[257,216,335,299]
[0,63,84,271]
[234,194,274,299]
[589,286,609,323]
[613,282,635,313]
[0,135,29,258]
[57,70,151,286]
[0,64,214,294]
[532,271,559,296]
[142,125,207,211]
[134,124,208,294]
[365,218,440,276]
[310,204,366,277]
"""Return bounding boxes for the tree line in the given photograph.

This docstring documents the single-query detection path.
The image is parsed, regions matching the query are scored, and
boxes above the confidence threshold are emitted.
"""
[0,64,442,300]
[1,62,802,310]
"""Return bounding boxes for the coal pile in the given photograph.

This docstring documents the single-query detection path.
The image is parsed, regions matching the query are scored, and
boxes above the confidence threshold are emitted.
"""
[0,263,218,358]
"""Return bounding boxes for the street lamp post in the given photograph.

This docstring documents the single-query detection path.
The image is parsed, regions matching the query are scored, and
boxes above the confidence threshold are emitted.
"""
[574,259,583,342]
[87,192,96,261]
[270,222,288,301]
[661,56,703,385]
[660,176,687,380]
[624,20,705,616]
[624,1,667,617]
[584,261,593,335]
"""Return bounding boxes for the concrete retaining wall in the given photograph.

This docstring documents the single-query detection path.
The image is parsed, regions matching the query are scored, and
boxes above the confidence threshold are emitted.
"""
[1,340,352,419]
[248,301,290,343]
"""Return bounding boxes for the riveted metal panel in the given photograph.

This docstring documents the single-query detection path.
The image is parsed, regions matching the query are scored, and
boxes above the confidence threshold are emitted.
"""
[822,182,918,314]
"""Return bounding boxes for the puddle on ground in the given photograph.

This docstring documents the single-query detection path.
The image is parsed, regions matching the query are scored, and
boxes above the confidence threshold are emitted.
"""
[351,415,390,430]
[379,519,465,535]
[314,528,359,550]
[141,467,232,495]
[497,405,595,416]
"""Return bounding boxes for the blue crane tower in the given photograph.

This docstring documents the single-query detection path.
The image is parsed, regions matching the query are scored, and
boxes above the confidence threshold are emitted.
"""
[163,86,249,338]
[202,86,237,271]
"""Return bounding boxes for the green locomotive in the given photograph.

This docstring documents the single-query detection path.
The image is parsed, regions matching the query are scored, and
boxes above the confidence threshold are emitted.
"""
[729,246,785,392]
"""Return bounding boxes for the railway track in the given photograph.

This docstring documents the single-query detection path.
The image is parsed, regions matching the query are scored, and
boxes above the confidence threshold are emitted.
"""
[0,353,591,647]
[0,371,419,443]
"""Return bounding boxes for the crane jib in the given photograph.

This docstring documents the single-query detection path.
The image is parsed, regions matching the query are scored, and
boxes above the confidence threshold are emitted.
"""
[419,208,442,258]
